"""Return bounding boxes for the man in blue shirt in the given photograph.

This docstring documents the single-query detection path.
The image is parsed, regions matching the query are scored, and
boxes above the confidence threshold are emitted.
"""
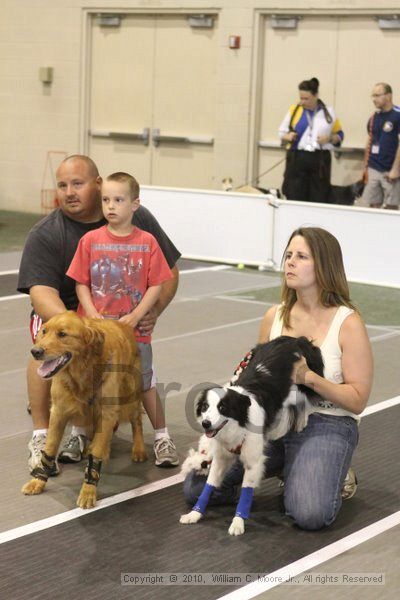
[361,83,400,210]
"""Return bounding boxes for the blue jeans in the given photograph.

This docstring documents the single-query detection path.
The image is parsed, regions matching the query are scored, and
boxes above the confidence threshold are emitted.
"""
[183,413,359,531]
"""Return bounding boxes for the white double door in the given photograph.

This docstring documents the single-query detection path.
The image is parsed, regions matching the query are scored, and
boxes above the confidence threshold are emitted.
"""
[88,14,217,189]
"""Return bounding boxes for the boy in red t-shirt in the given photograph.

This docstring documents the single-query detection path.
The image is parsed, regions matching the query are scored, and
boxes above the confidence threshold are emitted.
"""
[67,172,178,466]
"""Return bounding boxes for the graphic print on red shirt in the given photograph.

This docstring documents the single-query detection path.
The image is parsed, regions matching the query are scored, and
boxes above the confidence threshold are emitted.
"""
[67,225,172,342]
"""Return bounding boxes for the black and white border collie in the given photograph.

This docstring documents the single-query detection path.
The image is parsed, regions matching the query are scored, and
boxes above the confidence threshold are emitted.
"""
[180,335,324,535]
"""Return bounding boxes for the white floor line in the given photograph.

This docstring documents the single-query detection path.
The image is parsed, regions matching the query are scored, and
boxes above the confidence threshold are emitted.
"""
[364,324,400,331]
[361,396,400,416]
[0,326,27,335]
[215,295,273,307]
[1,266,232,277]
[179,265,231,274]
[1,429,38,441]
[172,296,201,303]
[217,511,400,599]
[0,367,26,378]
[369,330,400,342]
[174,283,274,302]
[0,294,26,302]
[0,473,184,545]
[152,317,262,344]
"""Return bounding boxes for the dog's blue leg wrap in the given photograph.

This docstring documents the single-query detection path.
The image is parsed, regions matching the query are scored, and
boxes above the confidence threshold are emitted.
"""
[235,487,254,519]
[193,483,215,515]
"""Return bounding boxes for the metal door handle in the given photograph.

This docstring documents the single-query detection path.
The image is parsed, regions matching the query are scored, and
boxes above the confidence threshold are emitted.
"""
[90,128,150,146]
[152,128,213,147]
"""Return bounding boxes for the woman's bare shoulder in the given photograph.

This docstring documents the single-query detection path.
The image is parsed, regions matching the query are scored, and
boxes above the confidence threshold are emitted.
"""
[339,310,370,349]
[258,304,280,343]
[341,310,366,333]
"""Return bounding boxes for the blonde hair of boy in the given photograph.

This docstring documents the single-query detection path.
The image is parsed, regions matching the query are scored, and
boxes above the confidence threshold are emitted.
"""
[106,172,140,200]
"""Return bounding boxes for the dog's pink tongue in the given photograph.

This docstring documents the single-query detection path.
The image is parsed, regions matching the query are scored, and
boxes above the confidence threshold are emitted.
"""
[37,359,59,378]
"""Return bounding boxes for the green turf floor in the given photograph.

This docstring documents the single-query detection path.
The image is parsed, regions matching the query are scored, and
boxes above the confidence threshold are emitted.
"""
[0,210,43,251]
[229,270,400,326]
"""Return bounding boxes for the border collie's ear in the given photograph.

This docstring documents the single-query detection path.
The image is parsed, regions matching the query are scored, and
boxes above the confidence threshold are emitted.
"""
[296,336,324,377]
[196,390,209,417]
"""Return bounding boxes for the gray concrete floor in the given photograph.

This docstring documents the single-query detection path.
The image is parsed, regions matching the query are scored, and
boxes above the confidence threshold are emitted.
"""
[0,258,399,599]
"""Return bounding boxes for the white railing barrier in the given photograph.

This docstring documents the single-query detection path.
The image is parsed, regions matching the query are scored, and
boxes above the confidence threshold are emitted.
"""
[141,186,399,288]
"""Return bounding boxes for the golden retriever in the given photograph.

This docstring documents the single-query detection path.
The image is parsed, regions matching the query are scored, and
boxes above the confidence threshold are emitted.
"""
[21,310,147,508]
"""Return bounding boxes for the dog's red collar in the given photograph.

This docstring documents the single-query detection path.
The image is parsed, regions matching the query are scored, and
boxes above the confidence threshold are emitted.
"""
[228,443,243,455]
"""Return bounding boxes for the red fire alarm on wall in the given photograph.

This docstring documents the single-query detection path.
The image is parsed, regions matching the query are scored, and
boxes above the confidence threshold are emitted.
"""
[229,35,241,49]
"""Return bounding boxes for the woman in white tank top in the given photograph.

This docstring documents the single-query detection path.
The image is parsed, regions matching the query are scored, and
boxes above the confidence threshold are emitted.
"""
[257,226,373,529]
[183,227,373,531]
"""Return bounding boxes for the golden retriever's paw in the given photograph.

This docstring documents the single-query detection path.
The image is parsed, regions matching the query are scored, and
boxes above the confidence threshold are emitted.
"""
[180,510,202,524]
[77,483,97,509]
[21,478,46,495]
[228,516,245,536]
[132,447,148,462]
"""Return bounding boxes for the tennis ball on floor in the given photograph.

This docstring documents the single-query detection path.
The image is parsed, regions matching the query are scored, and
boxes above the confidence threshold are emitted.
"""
[237,263,245,270]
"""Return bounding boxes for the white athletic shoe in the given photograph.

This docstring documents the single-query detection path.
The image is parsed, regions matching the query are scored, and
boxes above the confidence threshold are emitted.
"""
[153,437,179,468]
[28,434,60,476]
[58,434,88,463]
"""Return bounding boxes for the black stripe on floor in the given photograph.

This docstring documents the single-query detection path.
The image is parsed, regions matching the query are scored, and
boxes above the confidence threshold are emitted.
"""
[0,406,398,600]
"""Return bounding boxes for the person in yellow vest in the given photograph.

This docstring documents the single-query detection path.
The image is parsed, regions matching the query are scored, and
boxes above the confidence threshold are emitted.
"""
[279,77,344,203]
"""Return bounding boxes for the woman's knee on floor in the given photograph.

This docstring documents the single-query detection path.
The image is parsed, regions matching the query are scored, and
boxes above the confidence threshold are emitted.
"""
[284,494,340,531]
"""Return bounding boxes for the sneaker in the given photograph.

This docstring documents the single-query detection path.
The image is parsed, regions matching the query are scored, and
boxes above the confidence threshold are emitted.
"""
[277,475,285,489]
[28,434,60,477]
[153,437,179,468]
[272,470,357,499]
[58,434,88,464]
[341,467,358,500]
